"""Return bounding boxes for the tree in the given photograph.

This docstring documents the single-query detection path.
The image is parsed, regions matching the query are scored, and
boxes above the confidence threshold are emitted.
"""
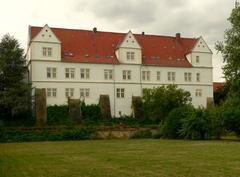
[0,34,31,121]
[215,2,240,96]
[142,85,192,122]
[215,2,240,135]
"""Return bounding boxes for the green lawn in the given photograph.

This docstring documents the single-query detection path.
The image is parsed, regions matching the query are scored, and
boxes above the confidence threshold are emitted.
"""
[0,139,240,177]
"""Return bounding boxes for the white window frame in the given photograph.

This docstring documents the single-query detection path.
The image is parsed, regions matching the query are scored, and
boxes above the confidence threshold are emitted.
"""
[142,71,150,81]
[167,72,175,82]
[80,88,90,98]
[104,69,113,80]
[184,72,192,82]
[157,71,161,81]
[196,73,200,82]
[46,67,57,79]
[195,89,202,97]
[47,88,57,97]
[116,88,125,98]
[126,51,135,60]
[42,47,52,57]
[65,88,74,98]
[65,68,75,79]
[122,70,131,80]
[80,68,90,79]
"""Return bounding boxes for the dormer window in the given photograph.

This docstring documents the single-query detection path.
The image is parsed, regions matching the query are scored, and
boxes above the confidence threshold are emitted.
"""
[42,47,52,57]
[127,51,134,60]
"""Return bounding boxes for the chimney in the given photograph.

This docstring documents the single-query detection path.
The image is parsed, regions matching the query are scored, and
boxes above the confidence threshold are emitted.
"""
[176,33,181,43]
[93,27,97,33]
[142,31,145,35]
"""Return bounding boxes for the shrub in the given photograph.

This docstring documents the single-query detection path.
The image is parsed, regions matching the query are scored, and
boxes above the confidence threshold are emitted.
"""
[81,103,102,122]
[180,107,210,140]
[47,105,72,125]
[161,105,194,139]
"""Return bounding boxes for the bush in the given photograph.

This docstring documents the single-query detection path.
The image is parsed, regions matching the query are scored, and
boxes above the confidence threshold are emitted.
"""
[142,85,192,122]
[47,105,72,125]
[161,105,194,139]
[220,95,240,136]
[180,107,210,140]
[81,103,102,122]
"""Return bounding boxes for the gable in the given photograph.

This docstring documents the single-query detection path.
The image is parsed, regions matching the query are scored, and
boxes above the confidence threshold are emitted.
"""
[31,24,61,43]
[192,37,212,53]
[118,31,141,49]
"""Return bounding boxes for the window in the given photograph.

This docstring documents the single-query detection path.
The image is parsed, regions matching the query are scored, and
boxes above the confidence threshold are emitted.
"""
[122,70,131,80]
[142,71,150,81]
[196,73,200,82]
[65,88,74,98]
[195,89,202,97]
[80,88,90,98]
[196,56,200,63]
[46,67,56,78]
[184,72,192,82]
[126,51,135,60]
[47,88,57,97]
[116,88,125,98]
[42,47,52,57]
[157,71,161,81]
[104,69,113,80]
[80,68,90,79]
[167,72,176,81]
[65,68,75,79]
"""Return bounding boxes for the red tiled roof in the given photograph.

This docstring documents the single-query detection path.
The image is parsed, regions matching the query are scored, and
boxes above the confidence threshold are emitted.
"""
[30,26,198,67]
[213,82,224,91]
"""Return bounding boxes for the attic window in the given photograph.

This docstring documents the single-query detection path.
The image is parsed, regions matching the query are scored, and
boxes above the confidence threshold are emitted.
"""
[46,30,48,32]
[84,54,89,57]
[129,36,131,38]
[42,34,45,37]
[64,52,74,57]
[132,41,134,43]
[126,40,129,43]
[151,56,160,60]
[177,58,181,61]
[49,35,51,37]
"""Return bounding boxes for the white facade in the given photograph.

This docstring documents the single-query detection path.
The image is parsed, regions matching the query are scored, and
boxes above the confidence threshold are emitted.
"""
[27,25,213,117]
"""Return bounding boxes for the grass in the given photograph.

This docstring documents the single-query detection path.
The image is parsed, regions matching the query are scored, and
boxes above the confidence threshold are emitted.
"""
[0,139,240,177]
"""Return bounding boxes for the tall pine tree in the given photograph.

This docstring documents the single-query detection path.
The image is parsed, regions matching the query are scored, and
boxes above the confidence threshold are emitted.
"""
[0,34,31,121]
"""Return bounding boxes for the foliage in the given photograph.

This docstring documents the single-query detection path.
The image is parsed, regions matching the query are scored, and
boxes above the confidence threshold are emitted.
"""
[161,105,195,139]
[180,107,211,140]
[215,2,240,97]
[0,126,96,142]
[81,102,102,122]
[213,85,228,106]
[99,95,111,120]
[47,105,72,125]
[132,96,144,121]
[0,34,32,121]
[142,85,192,122]
[220,95,240,136]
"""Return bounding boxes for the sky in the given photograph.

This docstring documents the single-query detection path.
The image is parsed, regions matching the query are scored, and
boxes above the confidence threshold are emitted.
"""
[0,0,236,82]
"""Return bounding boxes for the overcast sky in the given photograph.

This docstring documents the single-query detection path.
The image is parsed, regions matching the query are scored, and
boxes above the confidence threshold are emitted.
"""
[0,0,235,81]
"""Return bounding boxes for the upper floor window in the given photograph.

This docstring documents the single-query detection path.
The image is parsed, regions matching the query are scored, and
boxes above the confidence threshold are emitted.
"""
[126,51,135,60]
[184,72,192,82]
[104,69,113,80]
[142,71,150,81]
[46,67,56,78]
[196,56,200,63]
[65,68,75,79]
[157,71,161,81]
[80,68,90,79]
[47,88,57,97]
[195,89,202,97]
[116,88,125,98]
[80,88,90,98]
[196,73,200,82]
[168,72,176,82]
[65,88,74,98]
[42,47,52,57]
[122,70,131,80]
